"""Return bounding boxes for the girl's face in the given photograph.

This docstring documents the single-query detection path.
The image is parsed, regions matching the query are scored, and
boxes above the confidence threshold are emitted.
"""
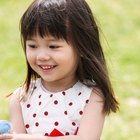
[26,35,79,90]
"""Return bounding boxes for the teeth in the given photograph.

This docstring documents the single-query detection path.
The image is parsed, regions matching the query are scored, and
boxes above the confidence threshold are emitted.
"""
[41,65,54,69]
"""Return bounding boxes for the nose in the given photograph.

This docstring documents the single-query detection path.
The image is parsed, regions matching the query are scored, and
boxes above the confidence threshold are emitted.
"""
[36,49,51,61]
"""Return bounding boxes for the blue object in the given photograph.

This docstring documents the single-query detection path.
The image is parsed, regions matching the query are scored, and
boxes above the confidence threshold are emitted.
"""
[0,120,11,134]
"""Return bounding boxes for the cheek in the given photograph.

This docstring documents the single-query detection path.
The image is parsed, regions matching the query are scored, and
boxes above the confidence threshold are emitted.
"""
[26,52,30,62]
[65,51,78,69]
[72,55,79,70]
[26,51,34,64]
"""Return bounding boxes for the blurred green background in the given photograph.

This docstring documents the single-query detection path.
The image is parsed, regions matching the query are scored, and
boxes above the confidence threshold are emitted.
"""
[0,0,140,139]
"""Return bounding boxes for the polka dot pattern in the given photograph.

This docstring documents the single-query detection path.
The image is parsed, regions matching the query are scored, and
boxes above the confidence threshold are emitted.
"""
[44,111,48,116]
[20,79,92,136]
[33,113,37,118]
[65,132,70,135]
[86,99,89,104]
[27,104,31,108]
[45,133,49,136]
[35,122,39,127]
[62,91,66,96]
[79,111,83,115]
[54,121,59,126]
[25,124,30,128]
[72,122,76,126]
[54,100,58,105]
[78,92,82,96]
[64,111,68,115]
[50,94,53,98]
[38,101,42,106]
[69,102,73,106]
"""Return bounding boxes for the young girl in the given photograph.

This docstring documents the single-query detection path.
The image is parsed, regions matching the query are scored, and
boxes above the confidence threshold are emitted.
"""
[0,0,119,139]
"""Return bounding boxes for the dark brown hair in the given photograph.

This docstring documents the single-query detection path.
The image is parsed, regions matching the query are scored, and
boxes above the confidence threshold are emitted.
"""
[20,0,119,114]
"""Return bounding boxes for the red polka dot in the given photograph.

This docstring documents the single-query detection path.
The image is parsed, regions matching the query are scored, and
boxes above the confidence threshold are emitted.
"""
[86,100,89,104]
[65,132,70,135]
[50,94,53,97]
[44,133,49,136]
[78,92,82,96]
[33,113,37,118]
[39,101,42,105]
[64,111,68,115]
[54,100,58,105]
[79,111,83,115]
[35,122,39,127]
[44,111,48,116]
[27,104,31,108]
[69,102,73,106]
[54,122,59,126]
[72,122,76,126]
[62,91,66,96]
[38,95,41,98]
[25,124,30,128]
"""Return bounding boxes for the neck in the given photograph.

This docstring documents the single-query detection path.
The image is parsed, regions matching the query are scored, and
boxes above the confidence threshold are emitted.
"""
[41,77,78,93]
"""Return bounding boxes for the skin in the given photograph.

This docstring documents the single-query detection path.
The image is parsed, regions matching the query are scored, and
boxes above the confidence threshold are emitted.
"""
[26,35,79,92]
[0,35,105,140]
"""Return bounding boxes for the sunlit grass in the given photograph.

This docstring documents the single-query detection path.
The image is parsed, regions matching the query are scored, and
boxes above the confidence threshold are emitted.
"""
[91,0,140,139]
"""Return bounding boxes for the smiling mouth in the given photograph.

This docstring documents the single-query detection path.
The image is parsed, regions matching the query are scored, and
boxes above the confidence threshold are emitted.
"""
[39,65,56,70]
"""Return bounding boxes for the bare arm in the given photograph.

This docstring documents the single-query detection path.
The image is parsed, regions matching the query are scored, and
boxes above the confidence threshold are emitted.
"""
[9,89,26,133]
[77,88,105,140]
[3,88,105,140]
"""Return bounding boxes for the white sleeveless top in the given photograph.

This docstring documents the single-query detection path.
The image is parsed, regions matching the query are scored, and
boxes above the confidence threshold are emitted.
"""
[20,79,92,136]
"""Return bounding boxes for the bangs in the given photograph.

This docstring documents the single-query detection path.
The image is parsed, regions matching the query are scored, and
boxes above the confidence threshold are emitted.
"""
[21,0,68,40]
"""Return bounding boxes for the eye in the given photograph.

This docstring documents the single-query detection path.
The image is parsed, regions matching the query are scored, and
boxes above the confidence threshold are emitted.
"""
[28,44,37,48]
[49,45,60,49]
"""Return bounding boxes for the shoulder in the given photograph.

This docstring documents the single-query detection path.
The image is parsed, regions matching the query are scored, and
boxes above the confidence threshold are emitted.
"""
[85,86,104,114]
[10,88,21,105]
[77,87,105,139]
[9,87,27,133]
[9,86,26,119]
[86,86,105,116]
[77,81,93,96]
[9,87,22,115]
[90,87,104,102]
[78,81,103,102]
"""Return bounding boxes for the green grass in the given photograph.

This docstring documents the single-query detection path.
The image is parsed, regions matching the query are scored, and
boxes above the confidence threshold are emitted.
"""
[0,0,140,139]
[89,0,140,139]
